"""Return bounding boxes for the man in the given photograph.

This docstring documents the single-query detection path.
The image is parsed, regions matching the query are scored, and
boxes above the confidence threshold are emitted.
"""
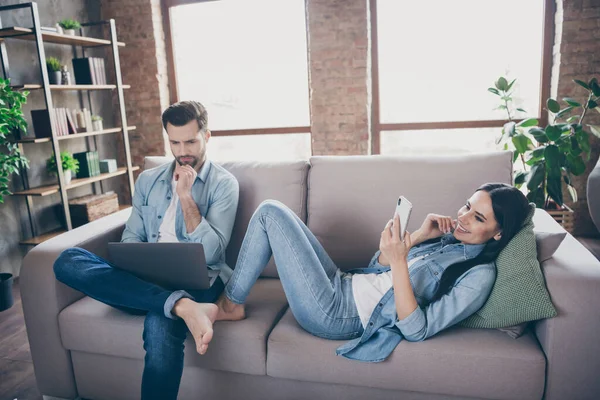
[53,101,239,400]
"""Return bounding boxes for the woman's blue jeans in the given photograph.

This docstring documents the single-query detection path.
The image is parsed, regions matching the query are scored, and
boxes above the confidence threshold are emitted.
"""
[225,200,364,340]
[53,247,223,400]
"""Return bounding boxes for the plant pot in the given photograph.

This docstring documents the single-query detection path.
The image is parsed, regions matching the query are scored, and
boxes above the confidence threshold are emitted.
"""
[92,120,103,132]
[64,29,76,36]
[545,204,574,234]
[0,273,14,312]
[48,71,61,84]
[64,169,72,184]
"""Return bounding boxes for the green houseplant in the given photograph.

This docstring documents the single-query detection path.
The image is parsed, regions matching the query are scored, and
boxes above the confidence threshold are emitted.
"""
[489,76,600,212]
[58,19,81,35]
[0,78,29,204]
[46,56,62,84]
[46,151,79,184]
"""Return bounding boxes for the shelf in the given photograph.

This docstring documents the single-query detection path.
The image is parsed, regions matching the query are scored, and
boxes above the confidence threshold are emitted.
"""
[11,84,131,90]
[0,27,125,47]
[12,166,140,197]
[19,205,132,246]
[19,229,66,246]
[14,126,137,143]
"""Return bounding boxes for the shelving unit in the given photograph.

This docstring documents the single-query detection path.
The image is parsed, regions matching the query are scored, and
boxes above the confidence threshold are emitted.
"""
[0,2,137,246]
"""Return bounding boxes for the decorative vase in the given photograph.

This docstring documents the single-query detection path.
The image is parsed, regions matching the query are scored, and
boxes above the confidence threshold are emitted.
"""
[64,169,72,184]
[55,23,63,34]
[545,204,574,234]
[60,65,71,85]
[64,29,75,36]
[0,273,14,312]
[92,120,103,132]
[49,70,61,84]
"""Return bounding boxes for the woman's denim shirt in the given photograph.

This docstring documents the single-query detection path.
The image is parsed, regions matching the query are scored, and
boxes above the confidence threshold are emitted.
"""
[337,233,496,362]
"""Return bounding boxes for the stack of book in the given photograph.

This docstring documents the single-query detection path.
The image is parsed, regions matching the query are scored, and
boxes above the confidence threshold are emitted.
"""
[73,151,101,178]
[31,108,98,138]
[72,57,107,85]
[31,109,76,137]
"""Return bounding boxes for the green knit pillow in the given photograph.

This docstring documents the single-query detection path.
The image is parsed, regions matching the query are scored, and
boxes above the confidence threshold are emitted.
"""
[458,203,557,329]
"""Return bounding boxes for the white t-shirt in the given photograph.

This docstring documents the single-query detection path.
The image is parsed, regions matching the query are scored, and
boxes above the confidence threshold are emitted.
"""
[157,179,179,243]
[352,252,432,328]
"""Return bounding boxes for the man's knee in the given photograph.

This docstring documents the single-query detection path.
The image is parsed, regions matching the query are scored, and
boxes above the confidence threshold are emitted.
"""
[53,247,89,282]
[256,199,290,221]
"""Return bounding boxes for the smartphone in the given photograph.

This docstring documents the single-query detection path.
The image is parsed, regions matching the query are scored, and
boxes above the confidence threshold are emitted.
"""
[394,196,413,239]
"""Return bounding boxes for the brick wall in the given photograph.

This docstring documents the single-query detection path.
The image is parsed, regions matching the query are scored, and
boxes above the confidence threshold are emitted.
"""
[553,0,600,236]
[306,0,371,155]
[101,0,170,171]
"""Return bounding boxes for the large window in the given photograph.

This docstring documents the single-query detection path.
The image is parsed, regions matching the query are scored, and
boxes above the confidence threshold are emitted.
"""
[373,0,552,154]
[166,0,311,160]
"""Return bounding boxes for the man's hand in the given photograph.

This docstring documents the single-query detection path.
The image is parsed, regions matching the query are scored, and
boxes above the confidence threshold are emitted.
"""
[379,214,412,267]
[175,164,197,198]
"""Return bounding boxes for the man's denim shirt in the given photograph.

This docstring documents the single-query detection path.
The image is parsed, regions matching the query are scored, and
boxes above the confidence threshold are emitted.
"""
[121,160,239,286]
[337,234,496,362]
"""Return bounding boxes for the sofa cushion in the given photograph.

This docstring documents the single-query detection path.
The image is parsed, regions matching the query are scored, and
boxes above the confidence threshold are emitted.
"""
[459,205,557,330]
[267,309,546,400]
[144,157,309,278]
[307,152,513,270]
[59,278,288,376]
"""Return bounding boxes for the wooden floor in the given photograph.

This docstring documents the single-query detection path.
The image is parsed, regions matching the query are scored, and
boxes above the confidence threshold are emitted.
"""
[0,279,42,400]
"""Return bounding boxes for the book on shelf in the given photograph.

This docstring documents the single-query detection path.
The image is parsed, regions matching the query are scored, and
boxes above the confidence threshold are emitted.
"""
[72,57,107,85]
[31,108,78,138]
[73,151,100,178]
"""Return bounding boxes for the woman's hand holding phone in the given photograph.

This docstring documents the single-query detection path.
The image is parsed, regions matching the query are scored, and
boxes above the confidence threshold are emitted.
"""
[379,214,412,266]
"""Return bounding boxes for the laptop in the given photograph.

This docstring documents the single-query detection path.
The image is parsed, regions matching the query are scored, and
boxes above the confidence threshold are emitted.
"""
[107,242,211,291]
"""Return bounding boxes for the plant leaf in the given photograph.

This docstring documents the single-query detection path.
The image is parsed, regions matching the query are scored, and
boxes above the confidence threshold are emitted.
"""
[515,171,529,185]
[495,77,509,91]
[512,134,531,154]
[527,163,546,191]
[590,78,600,97]
[567,184,578,203]
[563,97,582,107]
[555,106,575,119]
[588,99,598,109]
[544,145,560,167]
[545,125,562,141]
[589,125,600,139]
[529,128,549,143]
[547,98,560,113]
[488,88,500,95]
[516,108,527,113]
[566,115,580,123]
[517,118,538,127]
[547,175,563,206]
[574,79,590,90]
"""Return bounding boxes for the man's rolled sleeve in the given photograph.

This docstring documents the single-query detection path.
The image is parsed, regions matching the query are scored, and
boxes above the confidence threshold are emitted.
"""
[183,178,239,265]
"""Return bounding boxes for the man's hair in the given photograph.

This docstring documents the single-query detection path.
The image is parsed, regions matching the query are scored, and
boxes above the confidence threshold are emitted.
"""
[161,101,208,131]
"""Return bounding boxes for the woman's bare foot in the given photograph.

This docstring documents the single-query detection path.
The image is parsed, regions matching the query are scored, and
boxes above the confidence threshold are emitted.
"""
[173,298,218,355]
[215,293,246,321]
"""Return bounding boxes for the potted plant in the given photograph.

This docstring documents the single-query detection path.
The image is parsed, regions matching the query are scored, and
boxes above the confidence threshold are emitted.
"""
[0,78,29,205]
[46,57,62,84]
[46,151,79,184]
[91,115,103,131]
[489,76,600,232]
[58,19,81,36]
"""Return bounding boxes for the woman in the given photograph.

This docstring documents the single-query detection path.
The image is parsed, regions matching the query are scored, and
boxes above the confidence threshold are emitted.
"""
[201,183,529,362]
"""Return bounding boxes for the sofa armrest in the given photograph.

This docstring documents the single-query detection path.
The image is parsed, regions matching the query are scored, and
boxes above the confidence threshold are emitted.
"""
[19,209,131,399]
[532,210,600,400]
[587,157,600,230]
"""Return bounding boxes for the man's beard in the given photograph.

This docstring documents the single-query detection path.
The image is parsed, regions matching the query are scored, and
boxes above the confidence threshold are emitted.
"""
[176,155,200,168]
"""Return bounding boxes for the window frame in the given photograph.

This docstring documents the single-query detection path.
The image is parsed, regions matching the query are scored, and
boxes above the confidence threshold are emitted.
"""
[369,0,556,154]
[162,0,312,137]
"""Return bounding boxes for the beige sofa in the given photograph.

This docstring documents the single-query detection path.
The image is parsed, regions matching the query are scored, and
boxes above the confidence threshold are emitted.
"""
[20,152,600,400]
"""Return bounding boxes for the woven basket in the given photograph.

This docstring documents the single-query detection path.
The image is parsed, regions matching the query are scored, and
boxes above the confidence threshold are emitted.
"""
[69,192,119,227]
[546,204,574,234]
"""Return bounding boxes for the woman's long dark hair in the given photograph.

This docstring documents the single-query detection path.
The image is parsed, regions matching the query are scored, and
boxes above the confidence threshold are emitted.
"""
[428,183,530,304]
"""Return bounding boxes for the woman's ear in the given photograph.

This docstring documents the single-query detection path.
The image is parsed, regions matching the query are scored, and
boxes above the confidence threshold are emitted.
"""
[493,230,502,241]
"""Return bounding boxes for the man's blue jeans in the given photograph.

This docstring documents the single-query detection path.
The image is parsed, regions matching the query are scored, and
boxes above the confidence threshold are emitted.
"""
[53,247,224,400]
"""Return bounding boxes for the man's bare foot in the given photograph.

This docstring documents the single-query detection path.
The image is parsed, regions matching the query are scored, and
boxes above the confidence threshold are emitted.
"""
[215,293,246,321]
[173,298,218,355]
